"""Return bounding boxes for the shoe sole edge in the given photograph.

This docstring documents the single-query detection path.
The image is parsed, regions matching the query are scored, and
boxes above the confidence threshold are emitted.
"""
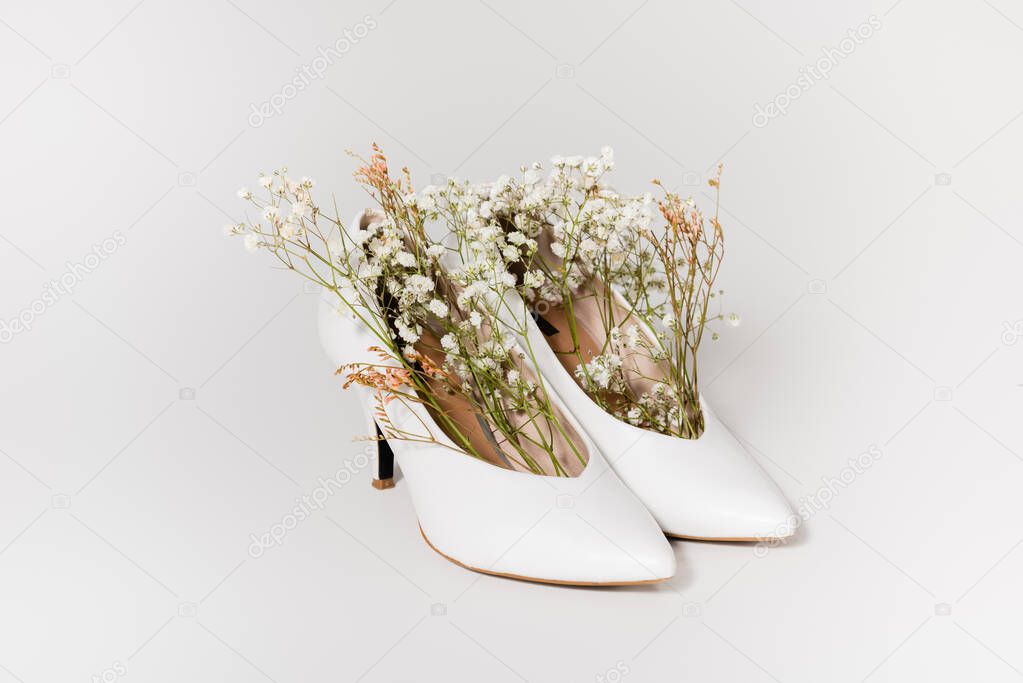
[665,532,790,542]
[419,525,670,587]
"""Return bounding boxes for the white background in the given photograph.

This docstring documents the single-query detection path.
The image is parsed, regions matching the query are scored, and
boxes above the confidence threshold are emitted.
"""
[2,0,1023,681]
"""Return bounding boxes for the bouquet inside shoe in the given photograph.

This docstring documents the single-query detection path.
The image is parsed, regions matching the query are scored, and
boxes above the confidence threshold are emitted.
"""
[228,148,587,477]
[407,148,732,439]
[226,145,733,469]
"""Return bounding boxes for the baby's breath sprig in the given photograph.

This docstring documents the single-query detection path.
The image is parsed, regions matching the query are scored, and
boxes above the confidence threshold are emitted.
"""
[406,149,732,439]
[226,147,586,476]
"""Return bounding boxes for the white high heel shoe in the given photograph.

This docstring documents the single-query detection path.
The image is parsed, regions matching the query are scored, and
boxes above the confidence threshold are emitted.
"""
[504,285,795,541]
[315,214,676,586]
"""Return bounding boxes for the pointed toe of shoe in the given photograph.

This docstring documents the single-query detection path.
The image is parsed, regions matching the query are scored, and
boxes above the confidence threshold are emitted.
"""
[488,507,677,585]
[615,534,677,583]
[404,445,676,585]
[682,480,795,541]
[611,411,796,541]
[655,448,795,541]
[663,459,795,541]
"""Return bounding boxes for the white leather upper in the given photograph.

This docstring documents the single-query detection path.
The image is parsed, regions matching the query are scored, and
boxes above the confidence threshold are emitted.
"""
[506,290,796,539]
[317,289,676,583]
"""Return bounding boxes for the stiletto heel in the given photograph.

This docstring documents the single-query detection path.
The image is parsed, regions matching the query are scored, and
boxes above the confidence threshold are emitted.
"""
[372,424,396,490]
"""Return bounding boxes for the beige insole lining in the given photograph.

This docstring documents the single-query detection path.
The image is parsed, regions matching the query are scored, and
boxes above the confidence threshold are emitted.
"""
[414,330,587,478]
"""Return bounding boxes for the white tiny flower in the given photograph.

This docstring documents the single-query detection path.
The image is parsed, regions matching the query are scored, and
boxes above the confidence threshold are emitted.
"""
[426,244,446,259]
[502,245,520,262]
[550,242,567,258]
[441,333,459,353]
[280,222,301,239]
[259,175,272,188]
[507,369,520,385]
[357,262,381,279]
[396,251,417,268]
[244,234,261,252]
[395,319,420,344]
[289,201,311,220]
[237,187,252,200]
[624,325,641,349]
[468,311,482,327]
[262,205,279,221]
[404,274,434,295]
[523,270,544,289]
[427,299,448,318]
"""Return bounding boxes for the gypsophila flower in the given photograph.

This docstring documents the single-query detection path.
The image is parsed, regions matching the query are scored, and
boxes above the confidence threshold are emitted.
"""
[395,318,420,344]
[404,274,433,297]
[523,270,544,289]
[280,221,302,239]
[624,325,641,350]
[424,146,727,438]
[227,143,714,474]
[427,299,448,318]
[575,353,623,391]
[440,333,458,353]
